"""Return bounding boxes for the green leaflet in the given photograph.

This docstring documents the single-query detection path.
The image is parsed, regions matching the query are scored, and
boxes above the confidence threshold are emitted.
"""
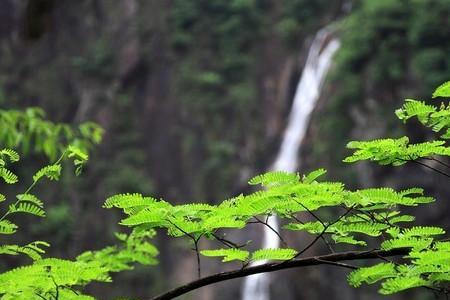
[202,217,246,231]
[344,136,450,165]
[251,248,297,261]
[201,248,297,263]
[0,241,49,260]
[381,237,433,251]
[348,187,434,207]
[331,235,367,246]
[333,222,389,237]
[432,81,450,98]
[302,168,327,184]
[8,202,46,217]
[284,221,324,234]
[348,263,397,287]
[200,249,249,262]
[395,99,450,139]
[401,226,445,238]
[0,220,18,235]
[380,276,429,295]
[410,251,450,266]
[67,145,89,175]
[284,211,408,241]
[0,167,18,184]
[248,171,300,186]
[16,193,44,208]
[0,149,19,163]
[33,164,62,182]
[103,193,158,209]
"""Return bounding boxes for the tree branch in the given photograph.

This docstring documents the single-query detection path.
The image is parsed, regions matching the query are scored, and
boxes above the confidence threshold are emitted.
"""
[412,160,450,178]
[150,248,409,300]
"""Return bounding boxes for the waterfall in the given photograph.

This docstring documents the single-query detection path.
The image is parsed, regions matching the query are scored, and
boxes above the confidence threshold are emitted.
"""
[241,28,340,300]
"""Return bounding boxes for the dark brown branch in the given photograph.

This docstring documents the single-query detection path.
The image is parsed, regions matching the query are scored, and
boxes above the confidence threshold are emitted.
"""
[423,157,450,169]
[409,159,450,179]
[397,156,450,178]
[149,248,409,300]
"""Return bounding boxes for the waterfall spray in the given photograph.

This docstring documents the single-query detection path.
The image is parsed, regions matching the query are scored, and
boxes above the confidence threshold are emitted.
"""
[241,28,340,300]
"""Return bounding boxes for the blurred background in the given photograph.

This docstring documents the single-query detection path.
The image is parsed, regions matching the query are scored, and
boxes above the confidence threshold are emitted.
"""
[1,0,450,299]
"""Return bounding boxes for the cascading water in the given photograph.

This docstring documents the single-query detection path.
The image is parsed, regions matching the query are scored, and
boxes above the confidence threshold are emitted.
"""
[241,28,340,300]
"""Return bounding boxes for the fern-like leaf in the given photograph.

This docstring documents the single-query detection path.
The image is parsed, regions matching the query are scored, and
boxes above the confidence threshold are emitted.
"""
[401,226,445,238]
[201,248,249,262]
[380,276,429,295]
[0,167,18,184]
[432,81,450,98]
[33,164,61,182]
[0,220,18,235]
[348,263,397,287]
[0,149,19,162]
[381,237,433,251]
[248,171,299,187]
[332,235,367,246]
[8,202,46,217]
[251,248,297,261]
[302,168,327,184]
[16,193,44,208]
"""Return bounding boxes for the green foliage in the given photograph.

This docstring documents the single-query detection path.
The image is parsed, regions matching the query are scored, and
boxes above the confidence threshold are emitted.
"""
[395,99,450,139]
[0,108,159,299]
[348,263,397,287]
[0,107,103,161]
[77,229,159,272]
[33,164,62,182]
[342,81,450,294]
[345,87,450,167]
[0,241,50,260]
[344,137,450,165]
[3,80,450,298]
[313,0,450,183]
[102,81,450,297]
[0,258,111,300]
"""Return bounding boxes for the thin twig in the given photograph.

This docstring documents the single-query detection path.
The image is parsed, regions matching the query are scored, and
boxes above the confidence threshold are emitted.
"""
[211,233,246,249]
[194,238,201,279]
[253,216,288,247]
[294,200,325,227]
[292,200,334,252]
[167,220,202,278]
[290,205,355,260]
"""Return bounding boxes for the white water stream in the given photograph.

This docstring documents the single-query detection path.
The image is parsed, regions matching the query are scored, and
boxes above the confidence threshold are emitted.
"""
[241,28,340,300]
